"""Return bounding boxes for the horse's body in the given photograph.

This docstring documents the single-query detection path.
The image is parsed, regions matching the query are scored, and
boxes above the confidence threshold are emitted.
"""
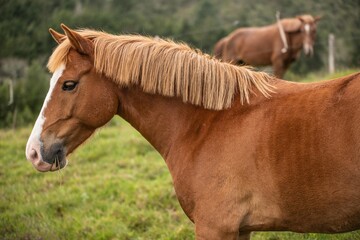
[123,77,360,237]
[26,25,360,239]
[214,15,320,78]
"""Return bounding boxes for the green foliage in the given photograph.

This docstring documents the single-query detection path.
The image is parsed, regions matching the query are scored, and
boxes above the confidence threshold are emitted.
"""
[0,0,359,127]
[0,61,49,128]
[0,119,195,239]
[0,83,12,127]
[1,0,359,64]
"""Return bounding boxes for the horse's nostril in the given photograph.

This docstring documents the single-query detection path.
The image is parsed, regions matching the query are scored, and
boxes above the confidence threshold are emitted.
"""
[30,149,39,160]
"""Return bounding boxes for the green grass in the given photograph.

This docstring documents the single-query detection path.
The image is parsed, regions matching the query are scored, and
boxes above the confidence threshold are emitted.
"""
[285,68,360,83]
[1,70,360,240]
[0,120,193,240]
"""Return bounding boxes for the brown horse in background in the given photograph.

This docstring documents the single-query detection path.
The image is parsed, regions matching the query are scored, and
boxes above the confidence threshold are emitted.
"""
[214,15,321,78]
[26,25,360,240]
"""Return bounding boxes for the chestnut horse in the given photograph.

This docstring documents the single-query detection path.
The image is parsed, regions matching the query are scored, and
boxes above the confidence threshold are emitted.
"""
[214,15,321,78]
[26,25,360,240]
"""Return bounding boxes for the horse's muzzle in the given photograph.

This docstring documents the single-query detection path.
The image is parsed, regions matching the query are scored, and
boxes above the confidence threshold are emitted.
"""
[303,44,314,56]
[26,140,67,172]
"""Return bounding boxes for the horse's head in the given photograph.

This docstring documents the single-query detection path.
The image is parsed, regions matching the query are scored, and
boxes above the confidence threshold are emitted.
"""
[25,24,119,172]
[298,15,321,56]
[283,15,321,56]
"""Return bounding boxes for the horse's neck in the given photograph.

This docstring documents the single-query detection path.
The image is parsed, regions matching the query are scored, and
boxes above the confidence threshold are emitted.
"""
[116,82,276,160]
[117,87,203,159]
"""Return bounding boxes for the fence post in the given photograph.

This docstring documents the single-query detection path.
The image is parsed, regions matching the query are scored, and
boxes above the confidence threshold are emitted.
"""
[328,33,335,74]
[7,78,13,105]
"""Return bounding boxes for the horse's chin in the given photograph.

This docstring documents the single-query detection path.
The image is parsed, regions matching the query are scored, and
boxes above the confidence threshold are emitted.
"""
[50,158,68,172]
[32,158,68,172]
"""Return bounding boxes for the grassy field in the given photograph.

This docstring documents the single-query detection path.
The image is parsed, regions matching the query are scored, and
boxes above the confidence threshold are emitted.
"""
[284,68,360,83]
[1,70,360,240]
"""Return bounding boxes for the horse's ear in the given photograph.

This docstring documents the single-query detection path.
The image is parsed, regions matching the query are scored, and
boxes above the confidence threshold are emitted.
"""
[282,19,302,33]
[49,28,66,44]
[61,24,93,56]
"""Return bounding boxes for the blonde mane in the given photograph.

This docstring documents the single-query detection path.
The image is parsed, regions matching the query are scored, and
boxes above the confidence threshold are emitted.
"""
[48,29,274,110]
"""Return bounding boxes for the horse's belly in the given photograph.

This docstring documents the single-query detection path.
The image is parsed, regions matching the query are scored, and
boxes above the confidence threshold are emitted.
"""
[241,187,360,233]
[239,50,272,66]
[289,214,360,233]
[278,198,360,233]
[243,208,360,233]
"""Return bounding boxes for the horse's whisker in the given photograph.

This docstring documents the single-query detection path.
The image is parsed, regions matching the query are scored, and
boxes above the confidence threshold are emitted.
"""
[55,156,63,186]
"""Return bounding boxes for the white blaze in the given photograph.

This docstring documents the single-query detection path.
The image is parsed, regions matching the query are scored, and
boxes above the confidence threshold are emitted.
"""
[302,24,313,55]
[25,64,65,159]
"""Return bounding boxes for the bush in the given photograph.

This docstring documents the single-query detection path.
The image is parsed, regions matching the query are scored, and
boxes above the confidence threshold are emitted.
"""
[0,60,49,128]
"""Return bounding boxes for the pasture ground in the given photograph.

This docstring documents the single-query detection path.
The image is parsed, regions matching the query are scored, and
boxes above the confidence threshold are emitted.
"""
[1,70,360,240]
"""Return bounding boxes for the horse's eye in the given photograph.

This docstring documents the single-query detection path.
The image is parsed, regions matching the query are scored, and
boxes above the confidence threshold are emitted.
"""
[62,81,78,91]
